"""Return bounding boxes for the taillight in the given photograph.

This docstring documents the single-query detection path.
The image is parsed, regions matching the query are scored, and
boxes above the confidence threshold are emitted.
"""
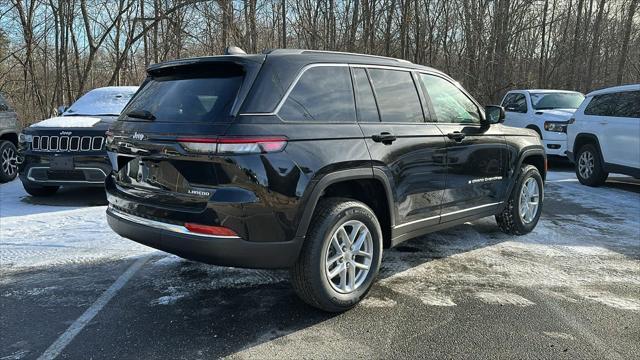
[184,223,238,237]
[177,136,287,154]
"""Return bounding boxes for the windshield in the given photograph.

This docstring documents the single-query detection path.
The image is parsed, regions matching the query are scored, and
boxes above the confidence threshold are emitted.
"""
[530,92,584,110]
[122,63,244,123]
[64,87,138,116]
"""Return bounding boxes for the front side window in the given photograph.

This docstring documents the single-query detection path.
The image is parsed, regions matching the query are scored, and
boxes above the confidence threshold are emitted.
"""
[503,93,527,113]
[530,92,584,110]
[278,66,356,122]
[585,91,640,118]
[367,69,424,123]
[420,74,480,124]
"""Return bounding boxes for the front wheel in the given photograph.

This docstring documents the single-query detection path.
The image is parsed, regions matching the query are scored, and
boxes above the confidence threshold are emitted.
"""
[496,164,544,235]
[0,141,18,183]
[575,144,608,186]
[290,198,383,312]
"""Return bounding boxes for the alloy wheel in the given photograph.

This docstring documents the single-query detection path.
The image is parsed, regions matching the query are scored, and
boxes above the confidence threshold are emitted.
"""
[578,150,594,179]
[519,177,540,224]
[1,146,17,178]
[324,220,373,294]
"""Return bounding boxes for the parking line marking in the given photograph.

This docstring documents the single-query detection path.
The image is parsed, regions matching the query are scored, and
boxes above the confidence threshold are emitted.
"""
[37,255,151,360]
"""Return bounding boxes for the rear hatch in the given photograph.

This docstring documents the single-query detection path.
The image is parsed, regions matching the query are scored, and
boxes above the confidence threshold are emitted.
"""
[106,56,265,221]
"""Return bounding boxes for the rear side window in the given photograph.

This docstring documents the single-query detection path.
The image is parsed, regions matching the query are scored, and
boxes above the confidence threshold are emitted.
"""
[123,64,243,122]
[352,68,380,122]
[368,69,424,123]
[503,93,527,113]
[278,66,356,122]
[420,74,480,124]
[585,91,640,118]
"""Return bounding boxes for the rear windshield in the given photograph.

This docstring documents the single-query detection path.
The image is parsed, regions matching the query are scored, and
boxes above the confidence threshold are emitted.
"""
[122,64,244,123]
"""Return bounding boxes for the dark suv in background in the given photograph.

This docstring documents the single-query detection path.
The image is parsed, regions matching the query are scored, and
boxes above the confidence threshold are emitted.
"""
[0,93,19,183]
[18,86,137,196]
[105,49,546,312]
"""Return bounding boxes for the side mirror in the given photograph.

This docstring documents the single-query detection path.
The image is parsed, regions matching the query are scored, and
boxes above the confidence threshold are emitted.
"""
[483,105,505,125]
[56,105,67,116]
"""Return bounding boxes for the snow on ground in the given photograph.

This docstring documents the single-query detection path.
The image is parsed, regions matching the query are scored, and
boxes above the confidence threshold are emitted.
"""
[0,180,154,271]
[1,170,639,314]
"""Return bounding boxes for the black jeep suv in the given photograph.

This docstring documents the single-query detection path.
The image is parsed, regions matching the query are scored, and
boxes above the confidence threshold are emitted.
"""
[18,86,137,196]
[105,49,546,312]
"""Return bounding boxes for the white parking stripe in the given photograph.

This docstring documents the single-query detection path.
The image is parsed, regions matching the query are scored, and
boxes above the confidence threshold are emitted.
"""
[37,255,150,360]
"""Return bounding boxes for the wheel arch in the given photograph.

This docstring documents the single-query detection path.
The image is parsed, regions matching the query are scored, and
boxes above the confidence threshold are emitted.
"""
[295,168,395,248]
[525,125,542,138]
[573,133,602,157]
[0,131,18,146]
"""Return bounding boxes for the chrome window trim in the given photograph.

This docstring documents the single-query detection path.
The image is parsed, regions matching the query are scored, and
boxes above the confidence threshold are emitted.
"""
[108,205,241,239]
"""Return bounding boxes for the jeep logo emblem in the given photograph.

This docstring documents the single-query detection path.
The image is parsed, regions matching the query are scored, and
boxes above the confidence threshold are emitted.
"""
[60,131,72,136]
[131,132,145,141]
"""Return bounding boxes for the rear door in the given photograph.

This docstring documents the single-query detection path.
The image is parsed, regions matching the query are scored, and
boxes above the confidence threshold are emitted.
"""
[419,73,509,222]
[355,66,447,234]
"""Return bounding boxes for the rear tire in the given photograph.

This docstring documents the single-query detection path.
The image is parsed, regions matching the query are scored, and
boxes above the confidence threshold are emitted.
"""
[575,144,608,186]
[0,141,18,183]
[496,164,543,235]
[290,198,383,312]
[22,181,59,196]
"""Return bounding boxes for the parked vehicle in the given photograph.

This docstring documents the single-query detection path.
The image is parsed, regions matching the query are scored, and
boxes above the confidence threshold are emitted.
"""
[566,84,640,186]
[18,86,138,196]
[501,90,584,157]
[105,49,546,312]
[0,93,19,183]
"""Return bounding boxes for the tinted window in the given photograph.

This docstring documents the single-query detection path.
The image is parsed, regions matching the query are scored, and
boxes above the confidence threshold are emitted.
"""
[585,91,640,118]
[352,68,379,122]
[421,74,480,124]
[368,69,423,123]
[123,64,243,122]
[530,92,584,110]
[503,93,527,113]
[279,66,356,122]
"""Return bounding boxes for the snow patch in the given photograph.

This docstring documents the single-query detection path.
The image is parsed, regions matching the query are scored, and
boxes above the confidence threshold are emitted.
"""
[543,331,576,340]
[359,296,397,308]
[420,292,456,307]
[30,116,101,128]
[575,289,640,311]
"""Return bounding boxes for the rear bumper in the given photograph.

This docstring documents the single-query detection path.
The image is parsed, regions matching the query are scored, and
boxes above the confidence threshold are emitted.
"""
[106,206,303,269]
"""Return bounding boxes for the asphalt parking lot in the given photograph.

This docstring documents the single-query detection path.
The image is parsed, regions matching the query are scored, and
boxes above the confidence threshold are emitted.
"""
[1,163,639,360]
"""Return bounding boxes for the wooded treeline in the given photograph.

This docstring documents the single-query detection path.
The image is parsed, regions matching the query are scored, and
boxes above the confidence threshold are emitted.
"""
[0,0,638,125]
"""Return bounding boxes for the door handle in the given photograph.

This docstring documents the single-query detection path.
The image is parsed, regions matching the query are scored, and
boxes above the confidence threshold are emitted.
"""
[447,132,466,142]
[372,132,397,145]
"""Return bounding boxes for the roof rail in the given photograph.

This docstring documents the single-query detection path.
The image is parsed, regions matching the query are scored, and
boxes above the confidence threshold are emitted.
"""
[264,49,412,64]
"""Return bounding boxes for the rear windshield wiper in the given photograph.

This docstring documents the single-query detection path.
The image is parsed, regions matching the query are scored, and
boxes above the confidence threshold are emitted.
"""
[125,109,156,121]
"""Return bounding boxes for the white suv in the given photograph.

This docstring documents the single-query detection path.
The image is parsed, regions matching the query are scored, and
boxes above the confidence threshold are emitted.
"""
[501,90,584,157]
[567,84,640,186]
